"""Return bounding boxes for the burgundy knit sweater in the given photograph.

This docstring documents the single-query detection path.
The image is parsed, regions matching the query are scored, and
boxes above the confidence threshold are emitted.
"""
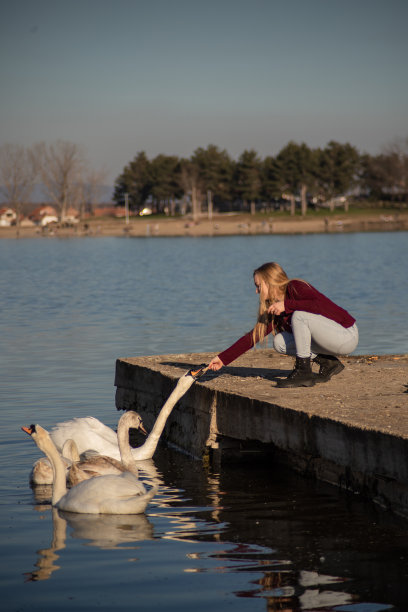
[218,280,355,366]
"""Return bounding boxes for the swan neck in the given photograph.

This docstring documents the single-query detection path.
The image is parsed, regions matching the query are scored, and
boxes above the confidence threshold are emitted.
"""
[42,435,68,505]
[117,419,135,468]
[135,376,193,459]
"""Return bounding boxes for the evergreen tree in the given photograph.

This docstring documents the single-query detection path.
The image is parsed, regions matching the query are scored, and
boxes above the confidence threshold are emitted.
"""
[191,144,233,209]
[316,141,360,208]
[261,155,281,205]
[234,149,262,213]
[113,151,151,211]
[275,142,315,215]
[149,154,182,213]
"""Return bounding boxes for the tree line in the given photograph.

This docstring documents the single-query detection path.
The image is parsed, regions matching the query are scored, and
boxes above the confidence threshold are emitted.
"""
[1,137,407,226]
[114,139,408,217]
[0,141,107,227]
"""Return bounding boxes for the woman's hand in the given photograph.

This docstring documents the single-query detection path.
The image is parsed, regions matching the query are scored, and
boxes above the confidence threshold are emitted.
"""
[208,356,224,371]
[267,300,285,315]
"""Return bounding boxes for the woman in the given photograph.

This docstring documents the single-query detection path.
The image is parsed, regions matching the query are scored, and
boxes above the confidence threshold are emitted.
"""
[208,262,358,388]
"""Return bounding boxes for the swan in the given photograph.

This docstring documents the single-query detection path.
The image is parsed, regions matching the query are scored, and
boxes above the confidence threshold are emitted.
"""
[66,411,146,486]
[22,424,158,515]
[50,370,197,461]
[29,438,81,485]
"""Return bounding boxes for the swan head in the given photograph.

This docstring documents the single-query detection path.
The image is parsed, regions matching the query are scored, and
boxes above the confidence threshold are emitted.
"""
[118,411,147,435]
[22,424,51,451]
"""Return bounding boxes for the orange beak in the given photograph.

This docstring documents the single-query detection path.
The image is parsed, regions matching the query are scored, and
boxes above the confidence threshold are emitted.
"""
[189,364,209,379]
[139,422,148,436]
[21,426,33,435]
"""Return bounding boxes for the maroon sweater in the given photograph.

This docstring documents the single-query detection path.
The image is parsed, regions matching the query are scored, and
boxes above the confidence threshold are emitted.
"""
[218,280,355,366]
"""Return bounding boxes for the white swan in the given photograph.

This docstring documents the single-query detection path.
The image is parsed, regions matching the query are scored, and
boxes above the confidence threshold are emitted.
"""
[50,371,196,461]
[29,438,80,485]
[22,424,157,515]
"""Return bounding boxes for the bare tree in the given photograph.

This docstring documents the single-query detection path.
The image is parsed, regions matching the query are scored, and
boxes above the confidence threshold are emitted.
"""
[31,140,86,220]
[0,143,37,235]
[82,167,109,218]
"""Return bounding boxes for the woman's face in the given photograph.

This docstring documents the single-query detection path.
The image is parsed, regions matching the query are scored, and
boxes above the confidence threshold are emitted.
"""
[254,273,269,301]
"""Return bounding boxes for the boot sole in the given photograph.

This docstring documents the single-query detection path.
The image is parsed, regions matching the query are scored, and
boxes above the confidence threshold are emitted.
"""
[277,379,317,388]
[315,362,345,383]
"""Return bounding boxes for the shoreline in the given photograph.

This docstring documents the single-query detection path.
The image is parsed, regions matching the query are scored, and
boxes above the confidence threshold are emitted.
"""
[2,211,408,238]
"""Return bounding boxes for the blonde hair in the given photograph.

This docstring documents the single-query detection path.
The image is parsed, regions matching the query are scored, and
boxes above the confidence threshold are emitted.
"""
[252,262,291,345]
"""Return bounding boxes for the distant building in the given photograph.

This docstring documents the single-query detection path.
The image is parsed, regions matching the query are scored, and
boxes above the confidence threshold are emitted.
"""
[86,205,127,218]
[29,205,59,226]
[20,216,36,227]
[61,207,80,225]
[0,207,18,226]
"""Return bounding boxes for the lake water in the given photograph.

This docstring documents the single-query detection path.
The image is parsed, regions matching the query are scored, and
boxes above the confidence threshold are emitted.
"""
[0,232,407,612]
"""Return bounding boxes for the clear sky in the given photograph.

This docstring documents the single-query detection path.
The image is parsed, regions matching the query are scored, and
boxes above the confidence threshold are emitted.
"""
[1,0,407,184]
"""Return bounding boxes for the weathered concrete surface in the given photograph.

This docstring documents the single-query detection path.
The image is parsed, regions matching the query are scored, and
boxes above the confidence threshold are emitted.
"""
[115,351,408,517]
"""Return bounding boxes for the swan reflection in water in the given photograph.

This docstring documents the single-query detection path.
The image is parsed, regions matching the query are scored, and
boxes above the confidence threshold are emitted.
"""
[24,454,215,583]
[25,506,154,582]
[24,508,66,582]
[62,510,154,549]
[24,469,356,611]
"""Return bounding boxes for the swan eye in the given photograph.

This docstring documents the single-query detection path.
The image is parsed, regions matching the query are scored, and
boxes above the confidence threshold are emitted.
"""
[30,424,36,432]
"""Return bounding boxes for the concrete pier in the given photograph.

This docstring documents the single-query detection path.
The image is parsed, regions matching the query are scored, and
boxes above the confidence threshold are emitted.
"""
[115,351,408,518]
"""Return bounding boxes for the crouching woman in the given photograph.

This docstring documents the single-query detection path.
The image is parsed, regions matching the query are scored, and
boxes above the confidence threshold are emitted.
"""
[208,262,359,388]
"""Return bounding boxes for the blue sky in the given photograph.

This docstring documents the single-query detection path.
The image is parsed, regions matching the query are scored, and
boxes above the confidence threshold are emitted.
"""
[1,0,407,184]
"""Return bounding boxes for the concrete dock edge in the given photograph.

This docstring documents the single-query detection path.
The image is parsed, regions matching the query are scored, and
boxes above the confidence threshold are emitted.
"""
[114,351,408,518]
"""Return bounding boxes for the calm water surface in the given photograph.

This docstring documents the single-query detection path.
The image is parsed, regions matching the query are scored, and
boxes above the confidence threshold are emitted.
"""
[0,233,407,612]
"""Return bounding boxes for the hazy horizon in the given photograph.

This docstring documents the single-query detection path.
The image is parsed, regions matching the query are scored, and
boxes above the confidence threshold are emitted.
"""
[1,0,407,184]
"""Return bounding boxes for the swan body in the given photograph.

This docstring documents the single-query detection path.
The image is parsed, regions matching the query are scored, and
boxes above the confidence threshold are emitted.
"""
[66,411,147,485]
[50,416,126,460]
[29,438,81,485]
[58,471,154,514]
[22,424,157,515]
[50,371,195,461]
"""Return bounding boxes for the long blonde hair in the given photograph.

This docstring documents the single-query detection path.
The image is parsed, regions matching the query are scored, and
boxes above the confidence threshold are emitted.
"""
[252,262,291,345]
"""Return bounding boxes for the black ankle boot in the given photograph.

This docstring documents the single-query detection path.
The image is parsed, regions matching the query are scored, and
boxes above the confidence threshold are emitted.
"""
[313,354,344,382]
[277,356,317,388]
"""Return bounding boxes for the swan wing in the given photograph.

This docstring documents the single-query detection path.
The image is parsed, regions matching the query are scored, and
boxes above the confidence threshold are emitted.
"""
[50,417,119,456]
[68,456,125,485]
[80,455,124,473]
[98,484,158,515]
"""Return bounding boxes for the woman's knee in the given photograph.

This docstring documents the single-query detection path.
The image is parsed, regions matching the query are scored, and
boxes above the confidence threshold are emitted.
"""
[273,334,286,354]
[337,325,359,355]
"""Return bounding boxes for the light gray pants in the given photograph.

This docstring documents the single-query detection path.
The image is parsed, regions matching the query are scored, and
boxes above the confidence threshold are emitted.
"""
[273,311,359,359]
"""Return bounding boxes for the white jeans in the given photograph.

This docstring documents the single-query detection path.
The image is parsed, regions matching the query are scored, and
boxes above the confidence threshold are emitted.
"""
[273,311,359,359]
